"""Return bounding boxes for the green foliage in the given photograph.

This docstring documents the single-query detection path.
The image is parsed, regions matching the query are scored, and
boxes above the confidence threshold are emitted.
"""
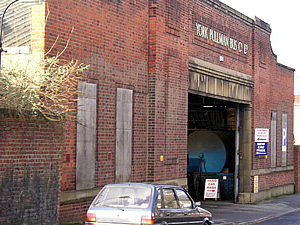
[0,56,89,121]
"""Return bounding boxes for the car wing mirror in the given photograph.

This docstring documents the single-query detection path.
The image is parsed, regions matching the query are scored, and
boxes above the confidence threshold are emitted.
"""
[195,201,201,207]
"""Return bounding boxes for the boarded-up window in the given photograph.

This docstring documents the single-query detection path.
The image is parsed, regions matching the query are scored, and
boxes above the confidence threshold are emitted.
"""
[115,88,133,183]
[271,112,277,167]
[282,113,287,166]
[76,82,97,190]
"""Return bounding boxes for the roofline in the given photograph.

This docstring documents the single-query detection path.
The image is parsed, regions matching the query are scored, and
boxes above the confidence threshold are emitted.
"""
[203,0,272,33]
[277,62,296,72]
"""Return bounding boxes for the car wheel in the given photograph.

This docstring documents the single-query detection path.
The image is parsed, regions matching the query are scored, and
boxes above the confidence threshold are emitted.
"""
[202,222,210,225]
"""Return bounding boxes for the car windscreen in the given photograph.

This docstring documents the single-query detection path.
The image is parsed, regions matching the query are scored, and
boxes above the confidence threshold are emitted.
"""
[93,185,152,209]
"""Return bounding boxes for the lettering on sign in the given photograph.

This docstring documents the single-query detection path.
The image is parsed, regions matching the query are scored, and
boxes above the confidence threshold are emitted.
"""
[255,128,269,142]
[204,179,219,200]
[255,128,269,155]
[195,22,249,55]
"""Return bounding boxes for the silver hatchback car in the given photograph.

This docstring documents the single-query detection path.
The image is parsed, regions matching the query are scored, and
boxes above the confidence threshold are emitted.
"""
[86,183,213,225]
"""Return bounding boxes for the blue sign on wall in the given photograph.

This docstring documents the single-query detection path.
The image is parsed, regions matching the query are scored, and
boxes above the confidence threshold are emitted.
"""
[255,142,268,155]
[282,127,287,152]
[255,128,269,156]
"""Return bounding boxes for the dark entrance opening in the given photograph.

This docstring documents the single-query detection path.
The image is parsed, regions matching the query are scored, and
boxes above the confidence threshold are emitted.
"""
[187,93,237,201]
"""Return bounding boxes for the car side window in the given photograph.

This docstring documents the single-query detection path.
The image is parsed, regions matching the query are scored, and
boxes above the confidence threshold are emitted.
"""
[175,189,192,209]
[162,188,179,209]
[156,189,162,209]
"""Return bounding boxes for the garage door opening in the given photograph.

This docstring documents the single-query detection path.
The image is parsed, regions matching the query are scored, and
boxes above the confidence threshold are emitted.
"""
[187,93,238,201]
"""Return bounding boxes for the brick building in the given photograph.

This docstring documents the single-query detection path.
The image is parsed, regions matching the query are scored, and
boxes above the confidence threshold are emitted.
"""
[0,0,296,223]
[295,95,300,193]
[295,95,300,145]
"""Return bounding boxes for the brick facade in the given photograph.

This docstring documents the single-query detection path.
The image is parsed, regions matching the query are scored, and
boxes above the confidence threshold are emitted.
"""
[0,115,62,224]
[295,96,300,193]
[59,199,91,223]
[251,27,294,198]
[295,146,300,193]
[295,95,300,145]
[45,0,150,192]
[42,0,294,221]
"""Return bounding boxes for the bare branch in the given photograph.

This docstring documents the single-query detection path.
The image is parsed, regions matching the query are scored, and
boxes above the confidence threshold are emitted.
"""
[0,56,89,121]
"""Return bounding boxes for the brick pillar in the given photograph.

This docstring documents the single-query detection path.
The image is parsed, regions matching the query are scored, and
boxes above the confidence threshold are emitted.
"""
[295,145,300,193]
[31,3,46,54]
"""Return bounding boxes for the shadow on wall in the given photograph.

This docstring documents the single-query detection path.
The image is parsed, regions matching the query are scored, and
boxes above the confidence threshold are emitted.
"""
[0,164,60,225]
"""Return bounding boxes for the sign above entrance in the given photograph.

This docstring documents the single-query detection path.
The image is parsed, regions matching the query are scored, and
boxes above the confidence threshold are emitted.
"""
[195,22,249,55]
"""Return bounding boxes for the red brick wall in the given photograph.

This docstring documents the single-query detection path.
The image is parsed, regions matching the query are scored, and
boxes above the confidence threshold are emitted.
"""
[147,0,189,182]
[31,3,46,53]
[41,0,295,222]
[45,0,149,190]
[258,170,295,191]
[189,0,253,75]
[0,115,62,224]
[251,22,294,189]
[44,1,150,221]
[252,29,294,170]
[59,199,92,223]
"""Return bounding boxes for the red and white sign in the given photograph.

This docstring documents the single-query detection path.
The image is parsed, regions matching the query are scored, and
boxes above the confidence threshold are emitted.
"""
[204,179,219,199]
[255,128,269,142]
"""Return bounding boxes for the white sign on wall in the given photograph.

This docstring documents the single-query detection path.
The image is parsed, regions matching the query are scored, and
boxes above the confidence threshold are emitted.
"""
[254,176,259,193]
[255,128,269,155]
[255,128,269,142]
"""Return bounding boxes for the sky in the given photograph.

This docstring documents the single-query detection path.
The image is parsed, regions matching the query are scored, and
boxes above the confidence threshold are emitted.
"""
[221,0,300,94]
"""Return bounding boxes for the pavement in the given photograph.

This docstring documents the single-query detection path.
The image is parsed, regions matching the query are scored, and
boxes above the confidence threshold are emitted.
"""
[201,194,300,224]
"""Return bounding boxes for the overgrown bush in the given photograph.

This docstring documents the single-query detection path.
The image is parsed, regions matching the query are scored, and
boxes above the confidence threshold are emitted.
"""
[0,56,89,121]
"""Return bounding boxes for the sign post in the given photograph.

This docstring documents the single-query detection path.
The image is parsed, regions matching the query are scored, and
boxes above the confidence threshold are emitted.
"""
[255,128,269,155]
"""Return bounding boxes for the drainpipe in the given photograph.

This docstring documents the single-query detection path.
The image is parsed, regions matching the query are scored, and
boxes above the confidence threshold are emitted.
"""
[234,105,240,202]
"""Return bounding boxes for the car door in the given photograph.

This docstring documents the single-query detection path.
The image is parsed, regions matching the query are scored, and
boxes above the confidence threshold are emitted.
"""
[174,188,204,224]
[155,187,198,225]
[154,187,184,224]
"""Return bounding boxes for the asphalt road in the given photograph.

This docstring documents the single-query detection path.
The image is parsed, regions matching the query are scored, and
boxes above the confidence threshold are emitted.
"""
[254,211,300,225]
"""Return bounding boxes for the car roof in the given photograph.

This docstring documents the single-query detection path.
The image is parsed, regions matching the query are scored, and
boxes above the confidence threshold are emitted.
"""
[104,183,184,190]
[155,184,184,189]
[105,183,153,188]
